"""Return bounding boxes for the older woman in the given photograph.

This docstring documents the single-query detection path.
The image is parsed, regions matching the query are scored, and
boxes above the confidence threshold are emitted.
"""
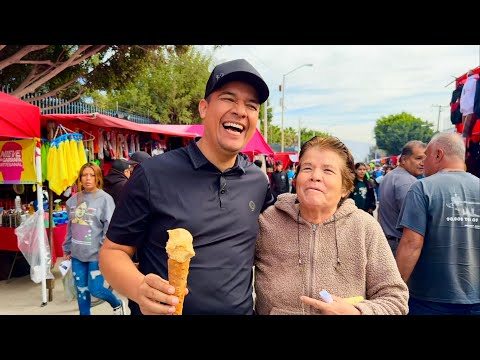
[254,136,408,315]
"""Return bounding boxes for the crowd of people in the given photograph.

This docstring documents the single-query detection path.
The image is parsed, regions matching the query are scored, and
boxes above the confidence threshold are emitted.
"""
[60,58,479,315]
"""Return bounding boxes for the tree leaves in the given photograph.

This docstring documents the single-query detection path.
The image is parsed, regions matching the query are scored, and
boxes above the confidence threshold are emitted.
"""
[374,112,434,155]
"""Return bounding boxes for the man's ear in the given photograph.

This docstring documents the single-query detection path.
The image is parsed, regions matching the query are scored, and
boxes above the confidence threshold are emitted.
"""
[436,148,445,162]
[199,99,208,119]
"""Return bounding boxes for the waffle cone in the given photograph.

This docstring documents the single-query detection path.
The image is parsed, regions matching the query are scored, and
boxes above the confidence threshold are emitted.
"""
[168,258,191,315]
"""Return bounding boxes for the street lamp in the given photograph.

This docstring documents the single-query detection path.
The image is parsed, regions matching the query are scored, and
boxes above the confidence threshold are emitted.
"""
[280,63,313,152]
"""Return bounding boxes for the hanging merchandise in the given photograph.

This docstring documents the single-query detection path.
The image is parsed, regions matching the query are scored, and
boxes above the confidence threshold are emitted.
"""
[135,134,140,152]
[41,141,50,182]
[111,130,117,159]
[47,125,91,196]
[97,128,104,160]
[129,134,135,155]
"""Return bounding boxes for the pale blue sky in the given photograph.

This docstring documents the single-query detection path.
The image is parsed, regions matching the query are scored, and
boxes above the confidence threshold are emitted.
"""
[199,45,479,153]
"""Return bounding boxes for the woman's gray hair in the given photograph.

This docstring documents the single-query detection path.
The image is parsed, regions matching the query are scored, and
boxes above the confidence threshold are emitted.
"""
[429,132,465,160]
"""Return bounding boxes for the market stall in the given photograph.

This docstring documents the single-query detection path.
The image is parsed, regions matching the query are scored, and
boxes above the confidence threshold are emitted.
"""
[450,66,480,177]
[0,91,49,305]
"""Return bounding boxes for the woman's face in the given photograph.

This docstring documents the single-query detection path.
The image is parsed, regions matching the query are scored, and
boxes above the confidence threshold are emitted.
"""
[296,147,347,212]
[81,167,97,192]
[355,165,367,179]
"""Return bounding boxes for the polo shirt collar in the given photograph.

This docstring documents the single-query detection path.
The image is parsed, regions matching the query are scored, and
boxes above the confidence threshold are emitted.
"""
[186,137,246,175]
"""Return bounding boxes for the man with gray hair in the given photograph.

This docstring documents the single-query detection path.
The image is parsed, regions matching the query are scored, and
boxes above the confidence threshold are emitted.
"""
[378,140,426,256]
[396,132,480,315]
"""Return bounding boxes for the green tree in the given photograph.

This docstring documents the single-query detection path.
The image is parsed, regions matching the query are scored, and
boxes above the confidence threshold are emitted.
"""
[374,112,434,155]
[268,125,282,145]
[284,127,298,148]
[300,128,330,144]
[90,47,212,124]
[0,45,189,110]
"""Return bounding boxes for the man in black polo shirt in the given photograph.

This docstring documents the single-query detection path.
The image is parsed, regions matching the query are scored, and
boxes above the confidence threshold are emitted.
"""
[99,59,274,315]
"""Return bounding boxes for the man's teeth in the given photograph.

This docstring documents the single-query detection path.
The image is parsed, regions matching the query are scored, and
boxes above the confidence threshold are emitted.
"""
[224,122,244,131]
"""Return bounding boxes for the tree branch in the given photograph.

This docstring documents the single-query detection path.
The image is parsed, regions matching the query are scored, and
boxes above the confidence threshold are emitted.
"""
[14,65,41,94]
[18,60,56,66]
[0,45,49,71]
[26,76,81,103]
[11,45,106,98]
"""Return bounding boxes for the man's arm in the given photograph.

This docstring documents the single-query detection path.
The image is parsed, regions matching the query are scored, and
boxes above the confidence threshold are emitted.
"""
[99,238,179,315]
[99,238,142,299]
[396,227,424,283]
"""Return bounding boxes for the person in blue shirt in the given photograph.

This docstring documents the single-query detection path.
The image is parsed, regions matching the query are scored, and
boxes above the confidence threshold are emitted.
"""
[396,132,480,315]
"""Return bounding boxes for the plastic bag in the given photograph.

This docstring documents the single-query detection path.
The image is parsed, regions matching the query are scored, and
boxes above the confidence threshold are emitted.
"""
[14,210,54,283]
[62,266,77,302]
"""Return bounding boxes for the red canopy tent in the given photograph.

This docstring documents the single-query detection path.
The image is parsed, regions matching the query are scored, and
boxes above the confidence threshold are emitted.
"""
[273,152,298,169]
[0,92,48,305]
[0,91,40,139]
[40,113,197,138]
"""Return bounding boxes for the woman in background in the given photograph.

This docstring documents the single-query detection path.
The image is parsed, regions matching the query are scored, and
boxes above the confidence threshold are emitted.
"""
[63,163,125,315]
[350,162,376,215]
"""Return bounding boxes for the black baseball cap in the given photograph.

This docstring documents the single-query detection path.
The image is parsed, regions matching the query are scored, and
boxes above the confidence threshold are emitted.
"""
[204,59,269,104]
[112,159,130,172]
[127,151,151,165]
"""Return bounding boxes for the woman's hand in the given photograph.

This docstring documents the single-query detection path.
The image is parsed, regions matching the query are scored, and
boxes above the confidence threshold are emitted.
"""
[300,294,361,315]
[64,254,72,260]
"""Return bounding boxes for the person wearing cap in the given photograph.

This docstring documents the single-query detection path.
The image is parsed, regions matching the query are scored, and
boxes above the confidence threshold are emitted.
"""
[270,160,289,201]
[100,58,274,315]
[127,151,152,174]
[103,159,131,205]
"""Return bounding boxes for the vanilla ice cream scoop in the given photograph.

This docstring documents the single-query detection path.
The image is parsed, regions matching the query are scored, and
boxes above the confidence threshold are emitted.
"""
[166,228,195,315]
[166,228,195,262]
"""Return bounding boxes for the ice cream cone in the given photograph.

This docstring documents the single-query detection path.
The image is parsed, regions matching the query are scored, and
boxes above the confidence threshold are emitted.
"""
[168,258,191,315]
[166,228,195,315]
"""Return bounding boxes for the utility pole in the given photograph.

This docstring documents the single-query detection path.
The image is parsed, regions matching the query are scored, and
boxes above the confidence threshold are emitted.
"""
[280,63,313,152]
[431,105,449,132]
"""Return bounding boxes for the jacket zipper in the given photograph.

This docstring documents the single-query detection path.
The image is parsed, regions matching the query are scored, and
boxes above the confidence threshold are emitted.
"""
[307,223,317,314]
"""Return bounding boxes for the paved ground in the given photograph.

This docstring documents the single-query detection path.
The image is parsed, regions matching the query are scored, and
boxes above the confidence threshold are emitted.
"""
[0,257,129,315]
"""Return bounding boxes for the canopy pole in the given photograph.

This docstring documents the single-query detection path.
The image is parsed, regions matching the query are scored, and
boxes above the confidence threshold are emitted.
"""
[35,140,47,306]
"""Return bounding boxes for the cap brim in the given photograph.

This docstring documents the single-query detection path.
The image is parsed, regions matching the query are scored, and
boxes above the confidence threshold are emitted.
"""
[213,71,269,104]
[126,160,139,165]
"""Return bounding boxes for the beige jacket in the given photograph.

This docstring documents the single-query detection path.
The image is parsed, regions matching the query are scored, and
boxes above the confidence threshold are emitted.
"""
[254,194,409,315]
